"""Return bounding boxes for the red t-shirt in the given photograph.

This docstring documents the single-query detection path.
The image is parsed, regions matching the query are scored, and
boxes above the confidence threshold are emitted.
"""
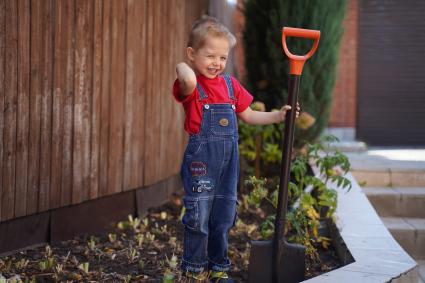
[173,75,253,134]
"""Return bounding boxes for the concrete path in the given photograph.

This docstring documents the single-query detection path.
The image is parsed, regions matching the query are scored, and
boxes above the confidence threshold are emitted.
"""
[344,147,425,283]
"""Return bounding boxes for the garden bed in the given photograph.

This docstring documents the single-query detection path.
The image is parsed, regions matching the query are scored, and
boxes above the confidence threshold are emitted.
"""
[0,192,342,282]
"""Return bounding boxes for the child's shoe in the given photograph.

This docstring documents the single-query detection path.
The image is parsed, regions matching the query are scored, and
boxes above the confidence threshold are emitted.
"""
[209,271,234,283]
[184,271,210,282]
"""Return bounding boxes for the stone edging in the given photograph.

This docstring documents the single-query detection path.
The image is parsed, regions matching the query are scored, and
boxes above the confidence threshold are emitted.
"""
[301,172,418,283]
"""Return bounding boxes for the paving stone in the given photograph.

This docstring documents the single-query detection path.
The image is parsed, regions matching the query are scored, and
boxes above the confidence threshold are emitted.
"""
[417,260,425,283]
[363,187,425,218]
[351,170,391,187]
[404,218,425,260]
[363,187,402,217]
[382,217,417,258]
[391,170,425,187]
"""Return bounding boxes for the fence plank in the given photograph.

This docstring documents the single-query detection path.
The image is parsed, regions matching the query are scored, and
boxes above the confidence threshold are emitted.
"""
[50,0,64,209]
[15,0,30,217]
[144,0,161,186]
[90,0,103,199]
[160,0,173,178]
[0,0,6,220]
[107,0,126,194]
[27,0,43,214]
[38,0,54,212]
[2,0,18,221]
[60,0,75,207]
[72,0,93,204]
[99,0,112,197]
[172,0,186,176]
[123,0,146,191]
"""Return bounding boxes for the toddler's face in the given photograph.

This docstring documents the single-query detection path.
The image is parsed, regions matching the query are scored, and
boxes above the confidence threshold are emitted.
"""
[188,36,230,79]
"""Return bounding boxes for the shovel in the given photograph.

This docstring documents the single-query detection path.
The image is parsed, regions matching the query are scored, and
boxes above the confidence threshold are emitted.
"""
[248,27,320,283]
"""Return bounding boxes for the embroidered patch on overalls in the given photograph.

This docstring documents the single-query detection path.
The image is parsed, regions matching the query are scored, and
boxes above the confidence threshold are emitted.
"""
[192,179,213,193]
[189,162,207,176]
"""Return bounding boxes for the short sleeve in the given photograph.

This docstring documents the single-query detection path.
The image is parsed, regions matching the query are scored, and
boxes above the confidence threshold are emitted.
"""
[230,77,253,113]
[172,79,196,103]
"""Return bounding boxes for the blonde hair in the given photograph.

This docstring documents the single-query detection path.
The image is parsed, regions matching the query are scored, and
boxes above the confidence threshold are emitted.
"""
[187,16,237,50]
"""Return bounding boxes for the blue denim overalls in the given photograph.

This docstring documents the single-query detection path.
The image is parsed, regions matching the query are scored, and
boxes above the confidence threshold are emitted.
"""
[180,74,239,273]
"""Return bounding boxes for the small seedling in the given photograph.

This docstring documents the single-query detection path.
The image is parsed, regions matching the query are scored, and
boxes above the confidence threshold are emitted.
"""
[78,262,89,274]
[14,258,29,270]
[127,246,138,263]
[108,233,117,243]
[135,234,144,247]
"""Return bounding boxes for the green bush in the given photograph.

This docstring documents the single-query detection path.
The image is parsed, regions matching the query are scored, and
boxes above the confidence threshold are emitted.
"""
[243,0,347,146]
[239,135,352,261]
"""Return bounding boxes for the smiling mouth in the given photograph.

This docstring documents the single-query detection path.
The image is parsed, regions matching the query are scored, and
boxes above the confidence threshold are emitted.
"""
[207,68,219,75]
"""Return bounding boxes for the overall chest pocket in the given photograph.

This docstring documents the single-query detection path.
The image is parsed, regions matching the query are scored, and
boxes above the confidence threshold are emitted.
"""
[211,110,236,135]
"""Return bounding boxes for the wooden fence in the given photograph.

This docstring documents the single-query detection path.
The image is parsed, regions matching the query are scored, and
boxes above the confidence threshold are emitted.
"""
[0,0,207,222]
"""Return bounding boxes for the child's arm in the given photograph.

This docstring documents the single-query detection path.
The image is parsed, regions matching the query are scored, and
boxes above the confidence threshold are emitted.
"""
[237,105,299,125]
[176,62,196,96]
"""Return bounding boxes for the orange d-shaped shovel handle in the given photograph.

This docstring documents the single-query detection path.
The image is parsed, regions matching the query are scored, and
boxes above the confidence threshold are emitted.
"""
[282,27,320,75]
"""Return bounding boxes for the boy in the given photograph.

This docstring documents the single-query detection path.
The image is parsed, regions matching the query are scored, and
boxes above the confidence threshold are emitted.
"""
[173,16,299,282]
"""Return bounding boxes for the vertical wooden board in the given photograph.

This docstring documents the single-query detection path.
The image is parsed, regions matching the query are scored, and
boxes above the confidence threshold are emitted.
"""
[15,0,30,218]
[172,0,188,175]
[38,0,54,212]
[143,0,161,186]
[0,0,6,220]
[123,0,146,191]
[171,0,186,175]
[60,0,75,207]
[90,0,103,199]
[27,0,42,215]
[50,0,64,209]
[99,0,111,197]
[72,0,93,204]
[107,0,126,194]
[2,0,18,221]
[123,0,135,191]
[159,0,173,178]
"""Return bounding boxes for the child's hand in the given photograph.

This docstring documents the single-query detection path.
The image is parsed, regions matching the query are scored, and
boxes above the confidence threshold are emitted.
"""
[278,102,301,122]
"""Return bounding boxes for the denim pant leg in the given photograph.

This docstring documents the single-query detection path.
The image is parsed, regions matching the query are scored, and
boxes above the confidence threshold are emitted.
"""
[207,197,237,271]
[180,140,220,272]
[181,197,213,272]
[208,140,239,271]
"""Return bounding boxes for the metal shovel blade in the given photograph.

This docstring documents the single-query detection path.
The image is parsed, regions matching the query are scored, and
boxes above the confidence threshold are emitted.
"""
[248,239,305,283]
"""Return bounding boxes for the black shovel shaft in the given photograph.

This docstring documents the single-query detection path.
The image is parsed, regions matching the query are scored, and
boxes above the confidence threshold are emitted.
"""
[272,74,300,283]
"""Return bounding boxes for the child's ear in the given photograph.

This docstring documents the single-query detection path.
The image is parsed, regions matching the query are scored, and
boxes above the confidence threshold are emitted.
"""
[186,47,195,62]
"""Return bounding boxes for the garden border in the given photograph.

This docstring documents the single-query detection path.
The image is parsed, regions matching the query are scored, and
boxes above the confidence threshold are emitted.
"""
[301,171,418,282]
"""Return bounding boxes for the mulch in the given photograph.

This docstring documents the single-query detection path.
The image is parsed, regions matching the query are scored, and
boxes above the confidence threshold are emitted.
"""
[0,193,341,282]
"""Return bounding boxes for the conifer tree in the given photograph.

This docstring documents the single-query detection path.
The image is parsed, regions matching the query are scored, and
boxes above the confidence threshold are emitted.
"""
[244,0,347,145]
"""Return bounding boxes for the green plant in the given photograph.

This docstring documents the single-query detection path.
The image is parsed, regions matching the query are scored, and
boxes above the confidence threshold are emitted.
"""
[162,254,179,283]
[78,262,89,274]
[244,0,347,146]
[241,135,351,261]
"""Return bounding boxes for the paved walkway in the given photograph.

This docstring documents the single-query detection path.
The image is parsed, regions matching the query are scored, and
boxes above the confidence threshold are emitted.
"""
[342,147,425,283]
[345,148,425,170]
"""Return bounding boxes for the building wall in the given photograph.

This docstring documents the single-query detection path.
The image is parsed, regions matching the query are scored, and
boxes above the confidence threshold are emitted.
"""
[329,0,358,129]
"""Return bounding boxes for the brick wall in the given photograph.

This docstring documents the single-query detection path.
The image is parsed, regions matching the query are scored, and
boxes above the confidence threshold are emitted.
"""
[329,0,358,127]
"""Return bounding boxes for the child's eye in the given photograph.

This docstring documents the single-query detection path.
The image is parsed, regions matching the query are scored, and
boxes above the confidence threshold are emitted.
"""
[221,57,227,61]
[207,55,214,59]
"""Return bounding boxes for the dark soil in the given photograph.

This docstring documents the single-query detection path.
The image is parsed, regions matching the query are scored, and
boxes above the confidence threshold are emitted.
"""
[0,193,341,282]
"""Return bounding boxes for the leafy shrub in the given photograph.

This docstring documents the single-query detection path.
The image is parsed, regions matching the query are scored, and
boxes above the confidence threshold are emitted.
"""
[239,134,351,261]
[243,0,347,146]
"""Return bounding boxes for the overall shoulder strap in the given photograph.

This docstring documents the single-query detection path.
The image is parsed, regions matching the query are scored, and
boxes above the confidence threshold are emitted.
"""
[196,83,208,100]
[222,74,235,100]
